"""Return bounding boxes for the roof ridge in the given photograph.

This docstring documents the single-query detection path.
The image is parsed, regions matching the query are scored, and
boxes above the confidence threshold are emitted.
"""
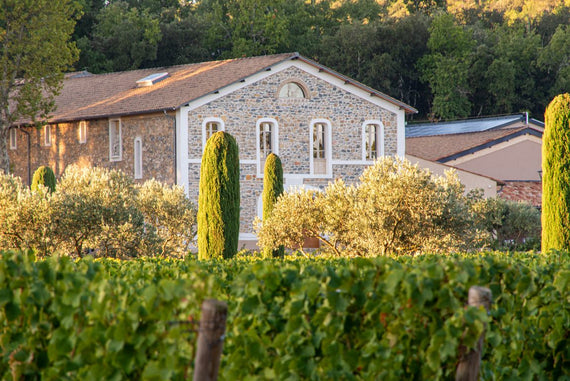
[66,53,299,79]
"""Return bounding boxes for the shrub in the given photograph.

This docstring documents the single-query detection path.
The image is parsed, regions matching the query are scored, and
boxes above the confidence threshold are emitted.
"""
[0,166,198,258]
[472,197,541,251]
[0,173,55,257]
[542,93,570,252]
[197,131,240,260]
[261,153,284,258]
[258,157,476,256]
[52,165,150,258]
[136,179,197,258]
[31,165,56,192]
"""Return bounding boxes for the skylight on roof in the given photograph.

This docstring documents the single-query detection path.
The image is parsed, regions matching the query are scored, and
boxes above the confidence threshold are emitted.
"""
[136,72,169,87]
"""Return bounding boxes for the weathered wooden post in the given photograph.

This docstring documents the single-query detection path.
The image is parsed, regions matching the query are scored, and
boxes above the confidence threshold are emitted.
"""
[456,286,493,381]
[193,299,228,381]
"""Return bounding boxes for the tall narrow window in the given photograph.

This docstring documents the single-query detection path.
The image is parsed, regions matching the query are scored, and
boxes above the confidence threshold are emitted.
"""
[362,121,384,161]
[259,122,273,159]
[202,118,225,151]
[205,121,219,140]
[311,120,330,175]
[78,121,87,144]
[134,137,143,179]
[256,118,279,176]
[44,125,52,146]
[109,119,122,161]
[9,129,17,150]
[313,123,326,159]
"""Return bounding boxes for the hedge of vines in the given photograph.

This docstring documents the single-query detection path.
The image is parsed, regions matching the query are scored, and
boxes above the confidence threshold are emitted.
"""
[1,251,568,380]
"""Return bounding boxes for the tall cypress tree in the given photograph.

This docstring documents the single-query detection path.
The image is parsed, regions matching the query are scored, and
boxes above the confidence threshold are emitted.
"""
[262,153,284,258]
[198,131,240,259]
[542,93,570,252]
[31,166,56,193]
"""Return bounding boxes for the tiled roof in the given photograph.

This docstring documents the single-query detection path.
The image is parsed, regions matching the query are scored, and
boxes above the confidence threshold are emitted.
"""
[406,114,544,137]
[499,181,542,207]
[46,53,296,122]
[14,53,416,124]
[406,127,529,161]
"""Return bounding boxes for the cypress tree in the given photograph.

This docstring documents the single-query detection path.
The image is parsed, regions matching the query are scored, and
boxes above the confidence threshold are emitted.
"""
[31,165,56,193]
[542,93,570,252]
[197,131,240,259]
[262,153,284,258]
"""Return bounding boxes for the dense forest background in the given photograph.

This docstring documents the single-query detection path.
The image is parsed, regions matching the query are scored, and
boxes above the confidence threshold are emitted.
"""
[72,0,570,120]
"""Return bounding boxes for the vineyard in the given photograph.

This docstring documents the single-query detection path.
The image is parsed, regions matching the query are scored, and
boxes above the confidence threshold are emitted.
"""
[0,250,569,380]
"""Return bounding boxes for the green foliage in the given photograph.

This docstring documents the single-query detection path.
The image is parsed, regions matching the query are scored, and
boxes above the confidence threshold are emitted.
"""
[0,173,54,257]
[2,250,569,379]
[53,166,149,258]
[136,179,197,258]
[31,166,56,193]
[261,153,284,258]
[0,0,80,173]
[542,93,570,252]
[258,157,477,256]
[539,25,570,98]
[0,250,212,379]
[0,166,197,258]
[84,1,162,72]
[419,13,475,119]
[198,131,240,260]
[471,197,541,251]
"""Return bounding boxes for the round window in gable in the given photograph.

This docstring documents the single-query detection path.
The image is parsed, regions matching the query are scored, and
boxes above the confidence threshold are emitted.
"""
[278,82,306,99]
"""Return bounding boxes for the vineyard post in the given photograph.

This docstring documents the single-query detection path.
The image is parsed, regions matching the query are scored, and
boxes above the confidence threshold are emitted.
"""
[455,286,493,381]
[193,299,228,381]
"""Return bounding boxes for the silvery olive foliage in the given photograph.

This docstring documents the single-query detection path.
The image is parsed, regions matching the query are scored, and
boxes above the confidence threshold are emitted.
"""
[0,166,197,258]
[258,157,485,256]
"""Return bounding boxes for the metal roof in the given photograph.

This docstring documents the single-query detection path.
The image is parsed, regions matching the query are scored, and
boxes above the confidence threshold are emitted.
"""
[406,114,543,137]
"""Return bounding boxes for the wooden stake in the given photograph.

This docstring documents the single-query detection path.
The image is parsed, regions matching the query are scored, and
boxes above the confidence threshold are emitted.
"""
[456,286,492,381]
[193,299,228,381]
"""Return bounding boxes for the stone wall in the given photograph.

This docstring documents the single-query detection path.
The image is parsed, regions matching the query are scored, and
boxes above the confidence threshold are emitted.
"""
[186,66,399,233]
[8,113,175,185]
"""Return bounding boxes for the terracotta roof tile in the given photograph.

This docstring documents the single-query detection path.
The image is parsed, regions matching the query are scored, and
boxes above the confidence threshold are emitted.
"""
[45,53,297,122]
[498,181,542,207]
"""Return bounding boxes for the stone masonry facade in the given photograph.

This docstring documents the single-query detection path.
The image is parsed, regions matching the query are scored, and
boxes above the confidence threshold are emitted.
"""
[8,113,175,185]
[186,66,398,235]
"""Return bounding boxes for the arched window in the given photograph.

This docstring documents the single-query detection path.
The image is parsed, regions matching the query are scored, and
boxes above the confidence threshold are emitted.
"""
[278,82,306,99]
[202,117,225,151]
[256,118,279,176]
[362,120,384,161]
[310,119,331,176]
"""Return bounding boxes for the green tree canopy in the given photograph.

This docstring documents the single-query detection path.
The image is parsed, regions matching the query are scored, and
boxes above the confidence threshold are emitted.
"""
[0,0,80,173]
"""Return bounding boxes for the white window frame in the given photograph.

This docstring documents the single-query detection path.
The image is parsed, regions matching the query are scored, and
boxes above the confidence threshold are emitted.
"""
[78,121,87,144]
[202,117,225,152]
[44,125,52,147]
[134,137,143,179]
[109,118,122,162]
[9,128,17,150]
[362,120,384,161]
[256,118,279,177]
[309,119,332,177]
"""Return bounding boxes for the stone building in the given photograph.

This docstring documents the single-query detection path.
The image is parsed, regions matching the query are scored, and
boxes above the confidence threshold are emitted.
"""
[8,53,416,245]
